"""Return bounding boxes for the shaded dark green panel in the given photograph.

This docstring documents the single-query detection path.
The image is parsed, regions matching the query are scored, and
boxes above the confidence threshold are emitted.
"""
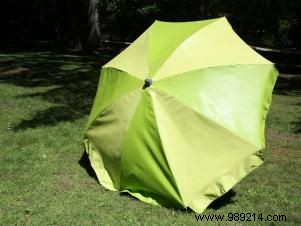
[120,90,183,207]
[86,67,143,128]
[85,90,142,190]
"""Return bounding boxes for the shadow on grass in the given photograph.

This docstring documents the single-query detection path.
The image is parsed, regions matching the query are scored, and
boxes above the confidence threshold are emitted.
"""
[78,151,98,181]
[78,143,236,211]
[0,50,113,130]
[208,189,236,210]
[292,102,301,134]
[274,74,301,133]
[79,146,236,211]
[274,74,301,96]
[120,187,236,212]
[293,122,301,133]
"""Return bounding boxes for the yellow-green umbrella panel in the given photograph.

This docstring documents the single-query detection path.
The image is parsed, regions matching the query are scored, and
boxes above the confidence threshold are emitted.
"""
[84,17,278,213]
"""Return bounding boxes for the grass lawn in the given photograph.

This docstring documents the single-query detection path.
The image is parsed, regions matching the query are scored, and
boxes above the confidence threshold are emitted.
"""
[0,50,300,225]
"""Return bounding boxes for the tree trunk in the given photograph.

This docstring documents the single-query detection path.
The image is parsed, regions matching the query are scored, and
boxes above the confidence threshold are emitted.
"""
[67,0,82,51]
[66,0,101,51]
[86,0,101,48]
[200,0,208,18]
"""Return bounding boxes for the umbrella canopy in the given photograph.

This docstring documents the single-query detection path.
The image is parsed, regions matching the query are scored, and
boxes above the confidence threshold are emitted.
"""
[84,17,278,213]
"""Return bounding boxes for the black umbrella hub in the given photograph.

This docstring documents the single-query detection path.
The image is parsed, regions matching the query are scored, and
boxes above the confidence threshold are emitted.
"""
[143,78,153,89]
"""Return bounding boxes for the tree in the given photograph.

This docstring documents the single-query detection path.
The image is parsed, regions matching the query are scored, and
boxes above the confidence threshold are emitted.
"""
[65,0,101,51]
[1,0,300,50]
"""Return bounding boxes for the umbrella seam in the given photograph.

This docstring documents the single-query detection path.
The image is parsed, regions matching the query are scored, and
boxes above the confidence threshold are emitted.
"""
[85,87,142,132]
[191,150,263,213]
[152,18,273,79]
[101,66,145,80]
[153,63,274,83]
[85,67,144,131]
[153,87,261,150]
[147,89,186,207]
[152,17,223,78]
[117,92,146,191]
[149,18,222,77]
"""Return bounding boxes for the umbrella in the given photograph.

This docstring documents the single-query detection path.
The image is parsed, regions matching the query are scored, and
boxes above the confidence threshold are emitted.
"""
[84,17,278,213]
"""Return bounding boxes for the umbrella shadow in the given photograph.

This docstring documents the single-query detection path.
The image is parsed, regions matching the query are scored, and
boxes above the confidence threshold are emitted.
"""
[79,148,236,211]
[78,151,98,181]
[292,104,301,134]
[273,74,301,134]
[274,74,301,96]
[208,189,236,210]
[119,188,236,212]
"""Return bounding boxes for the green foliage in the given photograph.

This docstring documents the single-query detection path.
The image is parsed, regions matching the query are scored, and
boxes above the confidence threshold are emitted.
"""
[99,0,161,40]
[0,1,300,47]
[98,0,300,49]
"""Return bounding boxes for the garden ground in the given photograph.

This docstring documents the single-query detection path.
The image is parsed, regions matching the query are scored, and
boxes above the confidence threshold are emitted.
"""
[0,51,300,225]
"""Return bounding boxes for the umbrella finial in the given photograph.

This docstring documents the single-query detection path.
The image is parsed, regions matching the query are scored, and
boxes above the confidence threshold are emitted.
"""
[143,78,153,89]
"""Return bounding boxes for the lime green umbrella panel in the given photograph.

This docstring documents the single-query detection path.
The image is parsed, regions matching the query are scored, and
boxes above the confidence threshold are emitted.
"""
[84,17,278,213]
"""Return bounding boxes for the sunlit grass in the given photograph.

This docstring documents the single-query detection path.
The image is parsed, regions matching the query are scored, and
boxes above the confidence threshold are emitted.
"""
[0,51,300,225]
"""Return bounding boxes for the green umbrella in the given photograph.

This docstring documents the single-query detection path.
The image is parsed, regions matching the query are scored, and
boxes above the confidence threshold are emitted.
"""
[84,17,278,213]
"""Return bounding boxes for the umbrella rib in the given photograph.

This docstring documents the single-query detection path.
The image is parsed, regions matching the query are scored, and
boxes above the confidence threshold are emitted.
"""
[154,63,274,83]
[153,87,262,150]
[86,87,142,131]
[147,17,224,77]
[85,67,144,130]
[104,66,145,81]
[151,18,223,78]
[147,89,185,205]
[152,18,272,80]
